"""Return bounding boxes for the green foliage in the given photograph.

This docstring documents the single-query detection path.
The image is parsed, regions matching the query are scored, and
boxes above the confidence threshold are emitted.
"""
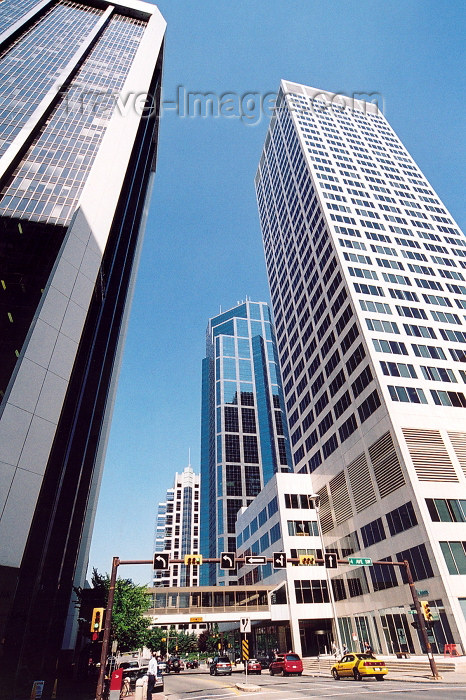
[91,569,151,652]
[197,627,220,654]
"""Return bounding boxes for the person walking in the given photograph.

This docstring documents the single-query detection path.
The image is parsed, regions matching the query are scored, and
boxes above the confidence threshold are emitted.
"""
[147,650,158,699]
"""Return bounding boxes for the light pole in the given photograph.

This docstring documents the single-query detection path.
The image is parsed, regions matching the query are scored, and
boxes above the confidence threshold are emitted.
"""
[313,496,344,655]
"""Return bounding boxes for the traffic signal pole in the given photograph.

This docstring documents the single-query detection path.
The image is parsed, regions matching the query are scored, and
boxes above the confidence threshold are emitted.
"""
[403,559,440,679]
[96,556,119,700]
[95,553,440,699]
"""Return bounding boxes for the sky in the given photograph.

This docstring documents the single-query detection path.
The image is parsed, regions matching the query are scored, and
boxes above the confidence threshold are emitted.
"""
[88,0,465,585]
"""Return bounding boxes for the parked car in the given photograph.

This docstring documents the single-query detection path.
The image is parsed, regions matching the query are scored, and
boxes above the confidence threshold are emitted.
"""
[256,656,270,669]
[245,659,261,674]
[331,653,388,681]
[269,653,303,677]
[186,660,199,669]
[209,656,232,676]
[120,664,149,688]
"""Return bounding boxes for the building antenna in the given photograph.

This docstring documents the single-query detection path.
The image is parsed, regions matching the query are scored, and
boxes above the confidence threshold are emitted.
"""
[188,447,191,468]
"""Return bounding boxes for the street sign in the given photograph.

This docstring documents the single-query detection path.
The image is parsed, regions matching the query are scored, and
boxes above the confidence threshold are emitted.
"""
[244,555,267,565]
[240,617,251,634]
[348,556,373,566]
[153,553,169,570]
[416,589,429,597]
[273,552,287,569]
[241,638,249,661]
[299,554,315,566]
[220,552,236,570]
[190,617,203,623]
[324,552,338,569]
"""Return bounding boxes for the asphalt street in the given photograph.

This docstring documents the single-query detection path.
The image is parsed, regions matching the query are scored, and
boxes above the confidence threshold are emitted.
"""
[160,669,466,700]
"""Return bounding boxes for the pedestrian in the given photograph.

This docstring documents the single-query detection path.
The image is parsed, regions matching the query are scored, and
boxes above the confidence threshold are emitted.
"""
[147,650,158,699]
[331,641,337,658]
[364,640,373,654]
[343,644,349,655]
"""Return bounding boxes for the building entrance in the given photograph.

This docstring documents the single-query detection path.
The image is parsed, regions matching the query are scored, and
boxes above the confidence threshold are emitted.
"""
[300,619,333,657]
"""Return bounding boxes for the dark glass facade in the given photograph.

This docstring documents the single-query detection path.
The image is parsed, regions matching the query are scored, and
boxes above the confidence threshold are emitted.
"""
[200,301,291,585]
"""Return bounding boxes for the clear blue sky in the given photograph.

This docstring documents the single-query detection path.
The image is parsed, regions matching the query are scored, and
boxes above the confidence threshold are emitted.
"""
[88,0,465,585]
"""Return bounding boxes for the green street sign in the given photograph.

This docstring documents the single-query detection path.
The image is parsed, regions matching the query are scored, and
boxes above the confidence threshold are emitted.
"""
[416,589,429,597]
[348,557,372,566]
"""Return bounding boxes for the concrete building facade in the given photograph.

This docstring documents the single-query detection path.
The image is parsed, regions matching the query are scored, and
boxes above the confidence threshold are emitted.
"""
[255,81,466,657]
[0,1,165,695]
[153,465,200,589]
[236,473,333,658]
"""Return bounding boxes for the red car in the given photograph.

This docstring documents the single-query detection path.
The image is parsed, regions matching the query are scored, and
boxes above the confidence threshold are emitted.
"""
[269,653,303,677]
[245,659,261,675]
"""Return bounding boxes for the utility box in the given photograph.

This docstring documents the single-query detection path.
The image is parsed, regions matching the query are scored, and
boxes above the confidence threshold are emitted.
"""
[109,669,123,700]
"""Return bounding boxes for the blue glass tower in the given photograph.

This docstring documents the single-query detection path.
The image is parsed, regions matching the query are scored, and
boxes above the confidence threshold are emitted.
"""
[200,301,292,585]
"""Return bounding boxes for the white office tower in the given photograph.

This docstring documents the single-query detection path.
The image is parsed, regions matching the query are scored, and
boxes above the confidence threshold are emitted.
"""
[255,81,466,656]
[153,465,200,589]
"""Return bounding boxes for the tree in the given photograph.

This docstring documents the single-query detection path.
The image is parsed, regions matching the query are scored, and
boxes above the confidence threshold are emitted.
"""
[145,627,167,655]
[89,569,151,652]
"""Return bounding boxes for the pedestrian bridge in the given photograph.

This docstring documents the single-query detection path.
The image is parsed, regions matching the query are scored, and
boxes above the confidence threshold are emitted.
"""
[146,585,277,626]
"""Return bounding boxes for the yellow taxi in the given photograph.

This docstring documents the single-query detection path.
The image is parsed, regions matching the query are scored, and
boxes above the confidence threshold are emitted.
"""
[331,652,388,681]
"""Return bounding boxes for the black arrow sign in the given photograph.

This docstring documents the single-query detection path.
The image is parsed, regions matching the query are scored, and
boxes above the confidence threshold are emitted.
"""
[324,552,338,569]
[220,552,236,570]
[153,553,169,570]
[273,552,286,569]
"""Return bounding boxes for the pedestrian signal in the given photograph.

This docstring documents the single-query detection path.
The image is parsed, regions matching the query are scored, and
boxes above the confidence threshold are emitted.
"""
[90,607,105,633]
[420,600,433,621]
[299,554,316,566]
[184,554,203,565]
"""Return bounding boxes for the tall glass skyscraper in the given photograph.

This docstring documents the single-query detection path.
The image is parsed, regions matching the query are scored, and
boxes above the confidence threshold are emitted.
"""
[255,81,466,654]
[0,2,165,695]
[200,301,291,585]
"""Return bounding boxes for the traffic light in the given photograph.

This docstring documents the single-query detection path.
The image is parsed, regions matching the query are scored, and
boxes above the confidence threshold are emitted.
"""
[299,554,315,566]
[184,554,203,565]
[420,600,433,621]
[90,607,105,633]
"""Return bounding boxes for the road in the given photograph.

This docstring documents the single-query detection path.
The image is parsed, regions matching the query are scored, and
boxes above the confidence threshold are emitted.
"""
[161,668,466,700]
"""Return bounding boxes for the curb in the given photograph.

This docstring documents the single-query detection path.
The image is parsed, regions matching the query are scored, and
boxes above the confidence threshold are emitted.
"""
[304,671,466,686]
[235,682,261,692]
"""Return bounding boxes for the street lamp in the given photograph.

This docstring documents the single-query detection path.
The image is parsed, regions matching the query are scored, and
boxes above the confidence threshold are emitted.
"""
[313,495,344,655]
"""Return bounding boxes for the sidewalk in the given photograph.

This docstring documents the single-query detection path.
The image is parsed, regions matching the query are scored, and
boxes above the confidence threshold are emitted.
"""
[303,653,466,685]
